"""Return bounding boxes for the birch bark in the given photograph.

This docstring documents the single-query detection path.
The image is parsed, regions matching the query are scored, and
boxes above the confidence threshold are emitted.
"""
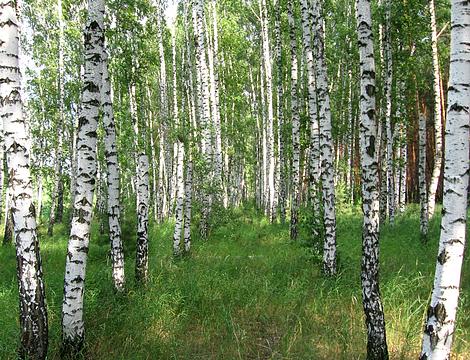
[274,0,286,223]
[383,0,395,224]
[101,48,125,291]
[419,110,429,239]
[171,21,185,257]
[193,0,213,238]
[0,1,48,357]
[48,0,65,236]
[427,0,444,219]
[312,0,337,274]
[421,1,469,357]
[288,1,300,241]
[356,0,389,357]
[61,0,104,351]
[300,0,321,242]
[260,0,275,221]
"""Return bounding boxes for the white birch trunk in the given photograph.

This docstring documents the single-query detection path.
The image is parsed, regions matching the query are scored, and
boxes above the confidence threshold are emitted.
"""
[208,0,223,196]
[48,0,65,236]
[101,48,125,291]
[61,0,104,351]
[274,0,286,223]
[421,2,469,357]
[0,1,48,357]
[135,153,150,283]
[383,0,395,224]
[260,65,267,212]
[183,156,193,253]
[427,0,444,219]
[312,0,337,275]
[156,0,170,220]
[300,0,322,242]
[419,111,429,239]
[288,1,300,241]
[171,22,185,256]
[193,0,213,238]
[260,0,275,221]
[356,0,389,357]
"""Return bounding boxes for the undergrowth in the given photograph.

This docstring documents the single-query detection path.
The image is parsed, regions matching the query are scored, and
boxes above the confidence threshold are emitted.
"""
[0,205,468,359]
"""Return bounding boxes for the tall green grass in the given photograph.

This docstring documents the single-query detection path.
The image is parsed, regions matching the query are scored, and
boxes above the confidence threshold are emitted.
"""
[0,205,468,359]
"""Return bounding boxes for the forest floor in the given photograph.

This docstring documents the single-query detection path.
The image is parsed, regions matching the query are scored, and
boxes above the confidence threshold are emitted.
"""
[0,205,469,359]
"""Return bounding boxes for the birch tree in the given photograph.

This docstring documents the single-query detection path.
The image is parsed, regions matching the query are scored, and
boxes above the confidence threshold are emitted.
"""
[300,0,321,242]
[193,0,213,238]
[288,1,300,241]
[0,1,48,358]
[312,0,337,275]
[420,1,469,357]
[101,47,125,291]
[61,0,104,352]
[383,0,395,224]
[135,153,150,283]
[356,0,389,357]
[426,0,444,219]
[156,0,170,220]
[259,0,275,221]
[47,0,65,236]
[171,14,185,257]
[274,0,286,222]
[208,0,223,197]
[419,110,429,240]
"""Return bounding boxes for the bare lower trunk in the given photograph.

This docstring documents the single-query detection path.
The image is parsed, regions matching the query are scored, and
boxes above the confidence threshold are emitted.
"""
[135,154,150,283]
[421,2,469,357]
[259,0,275,221]
[1,1,49,358]
[419,110,429,240]
[102,48,125,291]
[383,0,395,224]
[61,0,104,352]
[356,0,389,357]
[183,157,193,253]
[300,0,321,243]
[427,0,444,218]
[312,0,337,275]
[288,1,300,241]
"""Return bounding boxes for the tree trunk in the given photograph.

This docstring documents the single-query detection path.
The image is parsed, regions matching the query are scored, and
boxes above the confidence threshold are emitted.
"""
[156,0,170,221]
[183,157,193,253]
[171,21,185,257]
[300,0,321,243]
[312,0,337,275]
[260,0,275,221]
[288,1,300,242]
[1,1,49,358]
[61,0,104,352]
[48,0,65,236]
[356,0,389,358]
[421,1,469,356]
[135,153,150,283]
[427,0,444,219]
[102,48,125,291]
[208,0,223,198]
[274,0,285,223]
[419,110,429,240]
[383,0,395,224]
[193,0,213,239]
